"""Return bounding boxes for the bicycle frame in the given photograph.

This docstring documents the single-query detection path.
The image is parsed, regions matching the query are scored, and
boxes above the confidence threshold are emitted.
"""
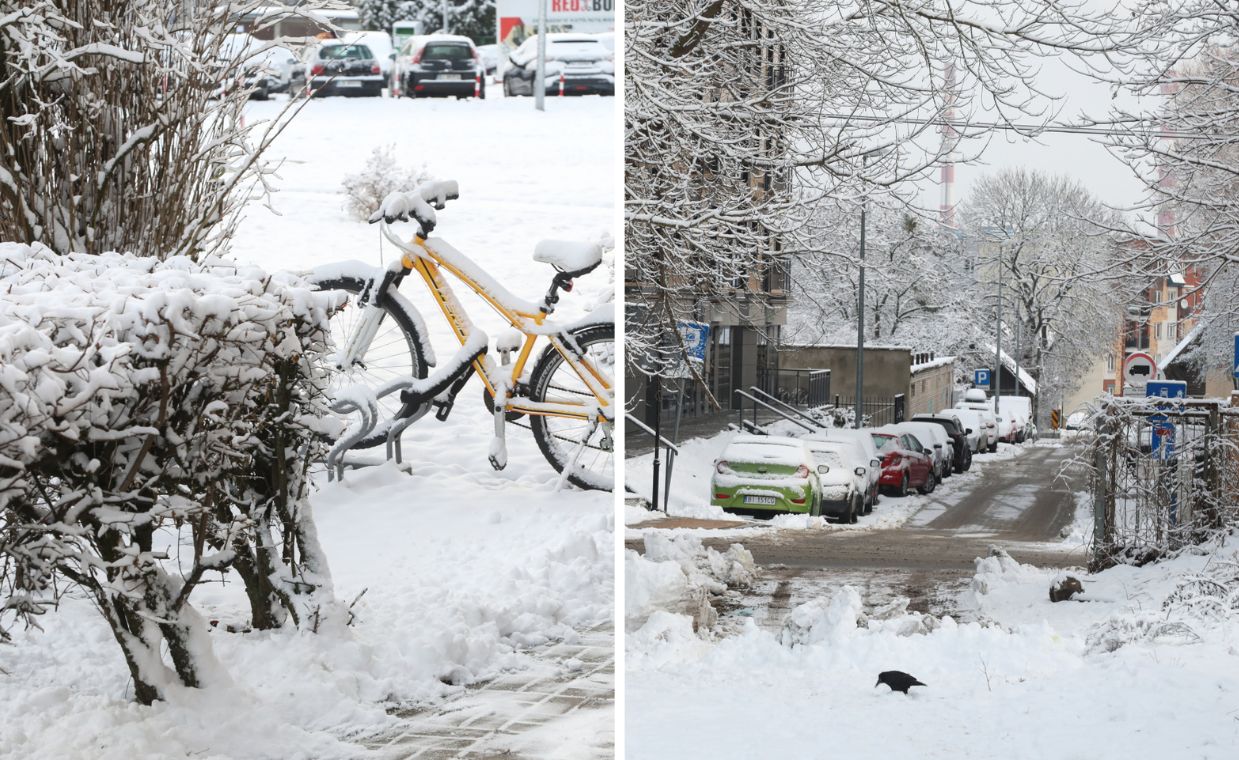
[373,230,613,424]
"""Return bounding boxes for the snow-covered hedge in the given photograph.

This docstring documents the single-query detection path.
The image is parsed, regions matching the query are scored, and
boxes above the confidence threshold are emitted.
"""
[0,243,343,704]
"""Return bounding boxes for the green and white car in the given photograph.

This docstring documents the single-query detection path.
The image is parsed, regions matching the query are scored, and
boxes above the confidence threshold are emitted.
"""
[711,435,823,516]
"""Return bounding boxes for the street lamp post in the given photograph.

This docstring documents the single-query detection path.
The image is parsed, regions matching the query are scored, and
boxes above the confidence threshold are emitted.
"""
[855,174,868,429]
[994,239,1003,411]
[534,0,547,112]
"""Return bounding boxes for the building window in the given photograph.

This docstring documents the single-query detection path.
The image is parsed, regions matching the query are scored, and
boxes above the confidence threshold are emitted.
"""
[1106,353,1115,372]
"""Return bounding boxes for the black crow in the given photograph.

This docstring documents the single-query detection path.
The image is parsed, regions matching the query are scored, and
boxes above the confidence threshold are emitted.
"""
[876,670,925,694]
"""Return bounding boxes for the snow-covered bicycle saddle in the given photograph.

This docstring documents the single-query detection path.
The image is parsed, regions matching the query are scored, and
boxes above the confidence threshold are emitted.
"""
[532,240,603,278]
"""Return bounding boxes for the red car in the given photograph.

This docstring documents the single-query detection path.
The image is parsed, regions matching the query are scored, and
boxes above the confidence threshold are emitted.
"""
[871,432,935,496]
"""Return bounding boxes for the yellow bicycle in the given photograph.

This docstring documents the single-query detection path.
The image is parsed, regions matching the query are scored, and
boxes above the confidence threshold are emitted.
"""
[309,181,615,491]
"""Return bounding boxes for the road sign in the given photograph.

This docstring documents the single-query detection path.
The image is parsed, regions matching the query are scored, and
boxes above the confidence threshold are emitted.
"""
[974,368,991,388]
[1147,380,1185,460]
[1123,352,1157,394]
[1146,380,1187,400]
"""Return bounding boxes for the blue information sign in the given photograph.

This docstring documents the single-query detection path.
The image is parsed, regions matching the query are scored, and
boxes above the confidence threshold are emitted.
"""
[974,368,991,388]
[1147,380,1186,460]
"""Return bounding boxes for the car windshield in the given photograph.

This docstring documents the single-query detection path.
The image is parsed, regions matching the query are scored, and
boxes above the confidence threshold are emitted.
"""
[320,44,371,61]
[724,441,802,465]
[423,42,473,60]
[872,434,898,451]
[810,450,842,467]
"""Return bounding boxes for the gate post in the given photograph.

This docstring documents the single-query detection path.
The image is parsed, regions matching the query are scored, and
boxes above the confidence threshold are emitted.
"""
[893,394,906,423]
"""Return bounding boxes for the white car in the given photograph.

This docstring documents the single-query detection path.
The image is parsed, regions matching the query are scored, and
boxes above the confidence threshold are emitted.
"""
[891,421,952,481]
[804,439,868,523]
[502,34,614,97]
[955,393,1000,452]
[997,396,1033,442]
[803,428,882,510]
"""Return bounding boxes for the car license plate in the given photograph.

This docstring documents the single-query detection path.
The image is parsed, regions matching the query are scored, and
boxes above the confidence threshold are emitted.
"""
[440,74,461,81]
[743,495,777,505]
[337,81,361,88]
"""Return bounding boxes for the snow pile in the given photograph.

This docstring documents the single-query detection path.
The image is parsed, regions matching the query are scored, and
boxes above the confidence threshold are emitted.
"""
[778,587,864,647]
[625,534,755,631]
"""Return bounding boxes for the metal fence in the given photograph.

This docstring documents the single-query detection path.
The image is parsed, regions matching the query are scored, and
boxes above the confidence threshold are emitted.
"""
[756,368,831,408]
[1087,397,1239,570]
[829,394,906,427]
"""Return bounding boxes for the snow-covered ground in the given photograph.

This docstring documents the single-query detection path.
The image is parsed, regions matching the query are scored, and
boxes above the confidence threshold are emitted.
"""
[0,94,615,758]
[627,514,1239,759]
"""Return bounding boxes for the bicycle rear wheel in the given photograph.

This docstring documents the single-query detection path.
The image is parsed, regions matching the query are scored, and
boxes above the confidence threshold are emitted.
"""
[316,276,429,449]
[527,324,615,491]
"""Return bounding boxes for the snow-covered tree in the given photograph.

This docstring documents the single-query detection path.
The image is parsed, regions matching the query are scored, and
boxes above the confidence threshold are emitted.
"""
[0,1,314,260]
[1100,5,1239,377]
[626,0,1136,388]
[788,203,982,355]
[357,0,496,43]
[960,168,1127,420]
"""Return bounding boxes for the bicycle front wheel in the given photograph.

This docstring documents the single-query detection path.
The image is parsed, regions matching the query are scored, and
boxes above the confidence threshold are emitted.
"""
[528,324,615,491]
[316,276,429,449]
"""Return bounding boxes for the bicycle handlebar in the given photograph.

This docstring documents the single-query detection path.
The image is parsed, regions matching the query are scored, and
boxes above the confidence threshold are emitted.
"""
[368,180,460,235]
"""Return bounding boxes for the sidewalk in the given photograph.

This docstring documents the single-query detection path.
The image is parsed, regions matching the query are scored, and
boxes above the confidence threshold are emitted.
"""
[363,623,614,759]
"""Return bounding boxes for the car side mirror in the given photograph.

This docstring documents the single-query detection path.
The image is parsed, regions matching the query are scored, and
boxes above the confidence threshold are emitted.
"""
[389,52,396,60]
[870,458,880,468]
[817,465,830,474]
[854,466,866,477]
[966,428,973,434]
[933,443,942,449]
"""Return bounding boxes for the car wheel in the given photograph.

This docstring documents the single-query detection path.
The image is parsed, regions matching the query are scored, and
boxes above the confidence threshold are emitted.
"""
[897,473,909,498]
[918,472,935,495]
[849,496,860,524]
[503,78,514,97]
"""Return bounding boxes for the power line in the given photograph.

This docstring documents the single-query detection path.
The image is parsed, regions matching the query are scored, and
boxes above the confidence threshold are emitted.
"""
[819,112,1215,141]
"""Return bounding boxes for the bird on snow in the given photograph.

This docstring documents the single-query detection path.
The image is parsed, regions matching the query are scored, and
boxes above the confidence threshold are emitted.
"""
[876,671,925,694]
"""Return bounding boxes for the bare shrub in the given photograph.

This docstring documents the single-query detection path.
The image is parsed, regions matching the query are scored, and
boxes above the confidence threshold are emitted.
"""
[341,144,433,222]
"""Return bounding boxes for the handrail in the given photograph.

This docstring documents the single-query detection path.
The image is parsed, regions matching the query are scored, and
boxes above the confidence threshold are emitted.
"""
[733,389,818,433]
[748,386,829,430]
[627,412,681,454]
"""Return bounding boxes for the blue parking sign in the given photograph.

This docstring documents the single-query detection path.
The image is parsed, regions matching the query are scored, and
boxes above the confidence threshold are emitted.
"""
[1147,380,1186,461]
[974,368,991,388]
[1233,332,1239,380]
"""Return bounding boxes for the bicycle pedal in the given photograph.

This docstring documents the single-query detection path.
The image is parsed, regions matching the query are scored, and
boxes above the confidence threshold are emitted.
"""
[488,440,508,471]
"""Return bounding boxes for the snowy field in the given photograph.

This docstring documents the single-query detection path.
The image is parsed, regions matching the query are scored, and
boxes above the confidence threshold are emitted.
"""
[0,94,615,758]
[626,478,1239,760]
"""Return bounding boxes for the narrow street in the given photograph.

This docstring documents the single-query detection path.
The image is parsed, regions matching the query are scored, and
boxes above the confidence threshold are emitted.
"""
[634,443,1088,626]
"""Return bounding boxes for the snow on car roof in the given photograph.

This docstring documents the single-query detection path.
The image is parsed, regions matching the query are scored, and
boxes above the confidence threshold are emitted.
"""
[722,437,806,465]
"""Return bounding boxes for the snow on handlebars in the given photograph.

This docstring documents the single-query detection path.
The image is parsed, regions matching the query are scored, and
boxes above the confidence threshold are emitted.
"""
[367,180,461,233]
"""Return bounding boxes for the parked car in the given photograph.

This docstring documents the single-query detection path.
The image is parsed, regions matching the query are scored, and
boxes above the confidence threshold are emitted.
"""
[343,30,396,80]
[871,430,935,496]
[955,394,1000,452]
[803,439,868,523]
[803,428,882,510]
[995,413,1020,444]
[998,396,1033,443]
[503,34,614,97]
[393,34,483,98]
[476,43,501,76]
[291,41,385,97]
[940,407,989,455]
[217,34,298,99]
[890,422,952,482]
[911,413,972,473]
[711,435,822,517]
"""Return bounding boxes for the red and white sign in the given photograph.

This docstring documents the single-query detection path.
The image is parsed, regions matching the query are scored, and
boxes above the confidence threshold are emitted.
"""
[497,0,614,53]
[1122,352,1157,394]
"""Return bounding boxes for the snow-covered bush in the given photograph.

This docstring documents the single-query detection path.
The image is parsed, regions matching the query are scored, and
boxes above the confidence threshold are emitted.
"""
[0,1,318,259]
[0,243,343,704]
[341,145,433,222]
